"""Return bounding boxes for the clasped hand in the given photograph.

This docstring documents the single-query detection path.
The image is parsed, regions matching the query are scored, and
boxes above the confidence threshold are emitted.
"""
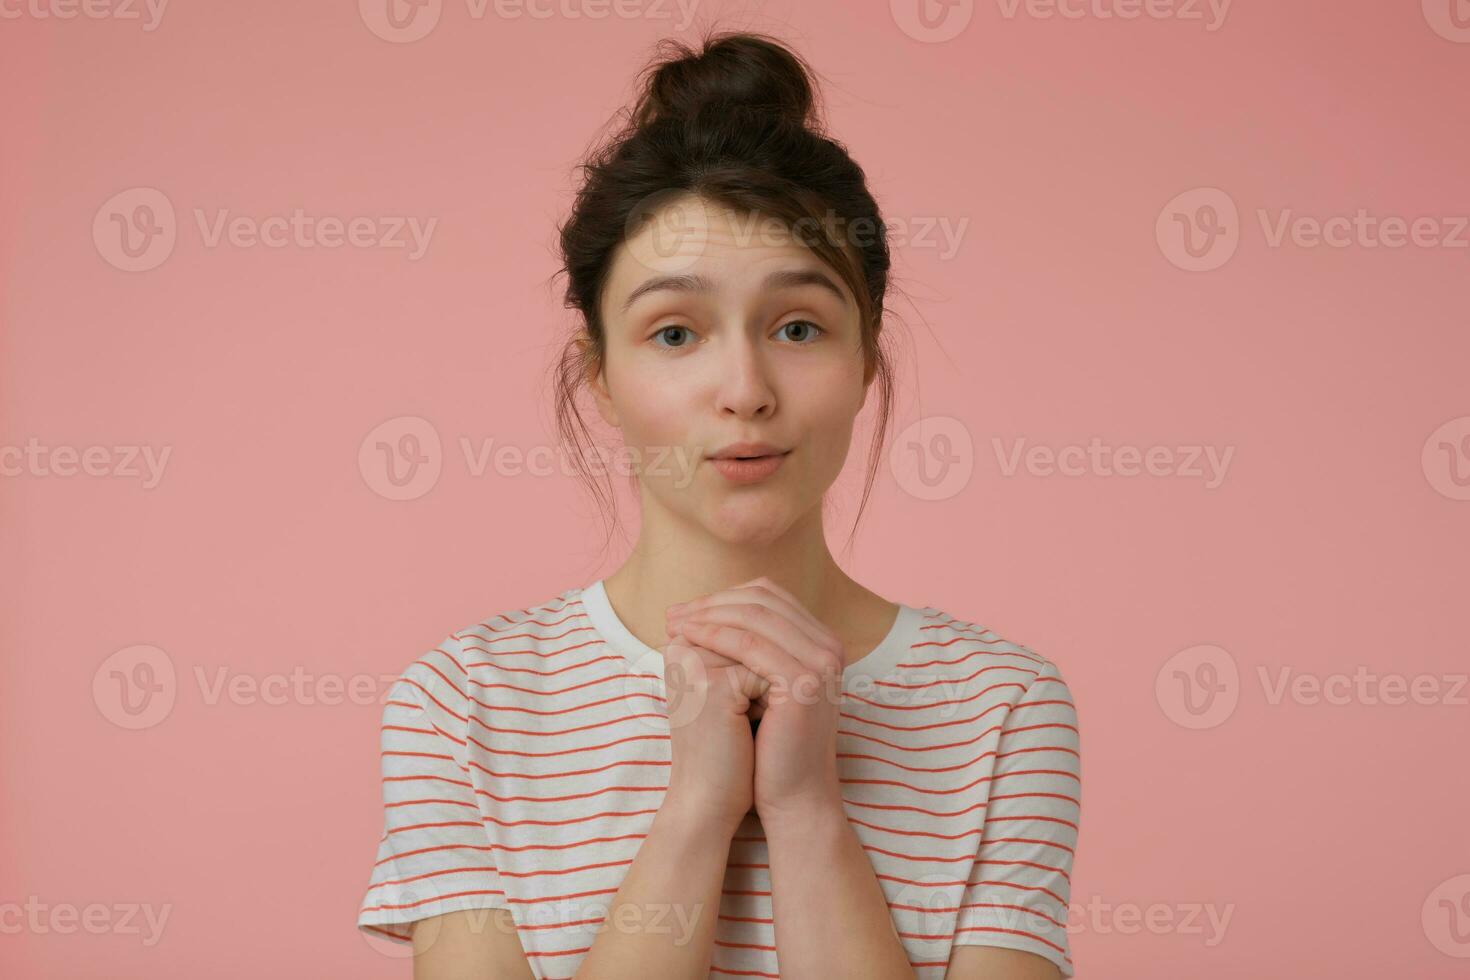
[664,576,849,822]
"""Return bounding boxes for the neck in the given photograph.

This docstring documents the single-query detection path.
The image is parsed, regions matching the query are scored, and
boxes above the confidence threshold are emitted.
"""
[600,494,865,659]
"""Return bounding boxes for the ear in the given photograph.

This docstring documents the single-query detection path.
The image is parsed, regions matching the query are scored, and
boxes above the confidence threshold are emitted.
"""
[581,335,620,429]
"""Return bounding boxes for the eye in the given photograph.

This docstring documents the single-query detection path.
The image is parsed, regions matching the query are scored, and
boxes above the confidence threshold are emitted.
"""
[650,324,697,349]
[776,319,824,344]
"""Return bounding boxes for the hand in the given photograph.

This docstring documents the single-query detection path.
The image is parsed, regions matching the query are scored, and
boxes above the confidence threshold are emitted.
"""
[666,577,848,823]
[658,628,769,832]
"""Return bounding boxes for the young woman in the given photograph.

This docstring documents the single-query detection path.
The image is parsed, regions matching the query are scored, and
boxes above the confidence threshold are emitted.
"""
[357,31,1080,980]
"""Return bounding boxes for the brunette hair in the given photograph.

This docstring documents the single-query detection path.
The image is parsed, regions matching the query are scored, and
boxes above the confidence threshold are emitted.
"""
[550,29,901,558]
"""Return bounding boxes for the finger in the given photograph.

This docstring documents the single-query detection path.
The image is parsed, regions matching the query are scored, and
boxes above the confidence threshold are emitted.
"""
[673,601,840,677]
[670,612,836,690]
[738,576,829,637]
[674,580,834,655]
[664,637,769,702]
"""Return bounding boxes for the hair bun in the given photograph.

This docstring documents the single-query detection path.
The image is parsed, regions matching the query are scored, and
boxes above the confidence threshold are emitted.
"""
[630,32,818,132]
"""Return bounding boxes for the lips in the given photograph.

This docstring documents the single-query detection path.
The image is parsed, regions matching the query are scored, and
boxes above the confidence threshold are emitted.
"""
[708,450,790,484]
[708,441,789,460]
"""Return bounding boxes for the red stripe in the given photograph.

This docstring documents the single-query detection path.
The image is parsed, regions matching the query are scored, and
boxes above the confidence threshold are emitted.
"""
[469,756,670,782]
[844,766,1077,798]
[462,636,606,664]
[360,888,508,913]
[395,676,467,724]
[954,923,1070,957]
[979,835,1076,856]
[425,645,470,676]
[959,899,1066,928]
[842,798,989,819]
[974,857,1072,881]
[362,590,1080,975]
[454,598,581,639]
[490,831,649,854]
[845,816,984,842]
[467,729,669,760]
[372,841,494,868]
[870,661,1040,690]
[835,746,1021,774]
[465,670,666,700]
[466,711,670,740]
[965,878,1068,906]
[384,796,478,811]
[843,679,1034,712]
[464,649,622,675]
[480,806,662,829]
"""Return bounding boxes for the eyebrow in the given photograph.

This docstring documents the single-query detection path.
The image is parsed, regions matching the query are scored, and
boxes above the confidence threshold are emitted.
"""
[619,268,849,314]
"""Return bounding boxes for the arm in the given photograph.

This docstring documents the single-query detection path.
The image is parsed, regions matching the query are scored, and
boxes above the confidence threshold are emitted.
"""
[410,801,739,980]
[946,945,1061,980]
[945,657,1080,979]
[761,817,1063,980]
[566,800,741,980]
[665,581,921,979]
[357,652,531,970]
[762,805,918,980]
[412,908,536,980]
[758,655,1080,980]
[365,643,743,980]
[756,789,1073,980]
[661,580,1076,979]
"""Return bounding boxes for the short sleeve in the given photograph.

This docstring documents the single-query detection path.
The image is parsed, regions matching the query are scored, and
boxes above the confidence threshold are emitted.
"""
[953,656,1081,977]
[357,635,512,944]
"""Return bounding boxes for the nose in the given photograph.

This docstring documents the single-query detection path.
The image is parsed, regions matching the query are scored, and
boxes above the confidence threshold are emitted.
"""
[713,335,776,419]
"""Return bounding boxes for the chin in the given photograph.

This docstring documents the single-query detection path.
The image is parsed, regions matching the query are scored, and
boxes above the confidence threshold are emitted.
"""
[704,505,797,546]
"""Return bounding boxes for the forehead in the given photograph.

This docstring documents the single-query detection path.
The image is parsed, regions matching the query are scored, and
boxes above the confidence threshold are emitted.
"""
[603,194,853,313]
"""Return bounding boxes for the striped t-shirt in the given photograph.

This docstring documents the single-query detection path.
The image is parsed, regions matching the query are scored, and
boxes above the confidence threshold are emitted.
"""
[357,579,1081,978]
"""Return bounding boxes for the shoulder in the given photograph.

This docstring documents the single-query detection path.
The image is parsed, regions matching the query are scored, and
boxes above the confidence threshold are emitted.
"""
[909,609,1081,770]
[909,606,1076,707]
[446,584,589,650]
[385,584,592,710]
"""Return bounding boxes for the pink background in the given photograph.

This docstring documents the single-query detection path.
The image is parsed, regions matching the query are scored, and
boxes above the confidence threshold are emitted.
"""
[3,1,1468,977]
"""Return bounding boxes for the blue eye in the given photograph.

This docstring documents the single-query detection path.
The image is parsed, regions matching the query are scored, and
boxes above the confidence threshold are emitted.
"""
[651,325,695,349]
[649,320,823,350]
[778,320,823,343]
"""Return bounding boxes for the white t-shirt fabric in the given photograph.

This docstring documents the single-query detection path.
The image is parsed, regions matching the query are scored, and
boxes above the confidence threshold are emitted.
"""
[357,579,1081,978]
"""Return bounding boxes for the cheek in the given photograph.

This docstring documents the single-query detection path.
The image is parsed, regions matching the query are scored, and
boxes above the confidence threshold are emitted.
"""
[792,359,866,427]
[785,363,864,474]
[609,357,695,449]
